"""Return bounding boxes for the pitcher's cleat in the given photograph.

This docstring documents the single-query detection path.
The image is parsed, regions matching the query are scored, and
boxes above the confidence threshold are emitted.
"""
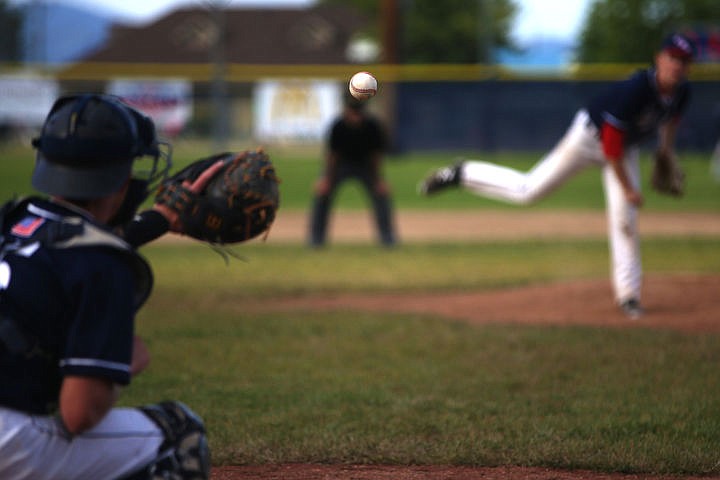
[417,161,463,195]
[620,298,644,320]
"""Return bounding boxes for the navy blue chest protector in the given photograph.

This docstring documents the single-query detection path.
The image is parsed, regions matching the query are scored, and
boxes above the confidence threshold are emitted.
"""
[0,197,152,358]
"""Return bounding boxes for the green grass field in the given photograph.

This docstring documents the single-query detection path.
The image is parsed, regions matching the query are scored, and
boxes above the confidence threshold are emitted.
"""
[131,240,720,474]
[2,140,720,475]
[3,140,720,212]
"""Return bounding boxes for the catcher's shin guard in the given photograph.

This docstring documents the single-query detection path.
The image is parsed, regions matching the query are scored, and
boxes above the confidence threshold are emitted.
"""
[139,401,210,480]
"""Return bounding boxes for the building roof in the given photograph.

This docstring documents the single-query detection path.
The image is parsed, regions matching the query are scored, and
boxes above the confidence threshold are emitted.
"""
[79,5,369,65]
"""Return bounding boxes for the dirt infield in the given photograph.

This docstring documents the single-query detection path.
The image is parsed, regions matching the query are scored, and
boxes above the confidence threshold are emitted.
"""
[212,464,713,480]
[210,210,720,480]
[264,209,720,244]
[246,273,720,334]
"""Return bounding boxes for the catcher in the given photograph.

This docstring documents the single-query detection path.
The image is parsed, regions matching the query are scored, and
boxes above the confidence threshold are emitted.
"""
[419,33,695,320]
[0,93,278,480]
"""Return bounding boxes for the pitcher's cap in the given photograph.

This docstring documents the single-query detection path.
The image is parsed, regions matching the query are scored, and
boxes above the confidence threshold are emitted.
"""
[661,33,695,60]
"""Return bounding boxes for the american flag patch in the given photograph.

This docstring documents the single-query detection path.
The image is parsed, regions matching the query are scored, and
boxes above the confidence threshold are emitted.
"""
[11,216,45,237]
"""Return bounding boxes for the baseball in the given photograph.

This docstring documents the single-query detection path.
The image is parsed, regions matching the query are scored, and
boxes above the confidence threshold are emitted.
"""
[349,71,378,100]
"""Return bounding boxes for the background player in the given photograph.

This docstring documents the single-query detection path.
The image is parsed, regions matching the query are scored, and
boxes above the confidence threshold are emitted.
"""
[418,33,695,320]
[0,94,218,479]
[308,93,397,247]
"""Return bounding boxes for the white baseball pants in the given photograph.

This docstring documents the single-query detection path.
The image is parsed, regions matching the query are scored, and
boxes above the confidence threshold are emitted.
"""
[461,109,642,304]
[0,406,163,480]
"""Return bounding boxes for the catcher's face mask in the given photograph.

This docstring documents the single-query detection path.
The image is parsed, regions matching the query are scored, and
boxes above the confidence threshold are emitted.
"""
[110,130,173,227]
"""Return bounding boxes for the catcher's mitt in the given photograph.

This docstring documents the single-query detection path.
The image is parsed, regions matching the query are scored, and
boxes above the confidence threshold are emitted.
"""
[155,150,280,244]
[651,150,685,197]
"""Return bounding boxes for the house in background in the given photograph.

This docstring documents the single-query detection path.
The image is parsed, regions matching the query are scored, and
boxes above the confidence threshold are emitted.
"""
[78,6,368,65]
[54,5,371,143]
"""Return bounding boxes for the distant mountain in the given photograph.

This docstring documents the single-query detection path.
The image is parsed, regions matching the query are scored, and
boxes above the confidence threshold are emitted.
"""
[19,2,115,64]
[495,37,577,69]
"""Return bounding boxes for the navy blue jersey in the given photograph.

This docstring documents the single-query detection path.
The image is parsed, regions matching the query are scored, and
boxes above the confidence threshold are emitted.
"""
[587,68,690,146]
[329,116,387,164]
[0,199,140,414]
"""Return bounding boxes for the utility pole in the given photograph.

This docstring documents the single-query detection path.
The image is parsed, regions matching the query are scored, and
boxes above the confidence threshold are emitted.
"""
[380,0,399,64]
[477,0,493,64]
[205,0,231,151]
[380,0,399,151]
[28,0,47,65]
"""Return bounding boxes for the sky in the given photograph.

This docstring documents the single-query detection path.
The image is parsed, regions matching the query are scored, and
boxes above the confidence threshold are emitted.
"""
[30,0,594,44]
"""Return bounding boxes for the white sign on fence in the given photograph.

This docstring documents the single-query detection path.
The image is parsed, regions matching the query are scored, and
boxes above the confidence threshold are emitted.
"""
[254,79,341,144]
[0,76,59,127]
[107,79,193,137]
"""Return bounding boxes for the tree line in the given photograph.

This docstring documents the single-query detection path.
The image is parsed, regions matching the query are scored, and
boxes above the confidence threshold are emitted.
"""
[321,0,719,63]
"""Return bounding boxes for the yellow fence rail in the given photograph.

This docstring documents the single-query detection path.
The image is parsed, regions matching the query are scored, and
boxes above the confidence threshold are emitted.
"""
[3,62,720,83]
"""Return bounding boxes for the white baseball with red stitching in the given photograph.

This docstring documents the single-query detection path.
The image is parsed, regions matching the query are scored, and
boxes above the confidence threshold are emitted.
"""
[348,71,378,100]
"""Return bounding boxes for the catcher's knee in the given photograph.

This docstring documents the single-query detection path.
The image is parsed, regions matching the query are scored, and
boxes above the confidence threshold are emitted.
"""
[139,401,210,480]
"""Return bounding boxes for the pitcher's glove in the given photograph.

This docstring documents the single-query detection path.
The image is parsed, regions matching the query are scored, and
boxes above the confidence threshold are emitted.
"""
[155,150,280,244]
[651,150,685,197]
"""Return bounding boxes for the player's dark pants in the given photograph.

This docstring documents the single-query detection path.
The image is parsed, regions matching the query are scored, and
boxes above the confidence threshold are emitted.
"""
[309,163,396,247]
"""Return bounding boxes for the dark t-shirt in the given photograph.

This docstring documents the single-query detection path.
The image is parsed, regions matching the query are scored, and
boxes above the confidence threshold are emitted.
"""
[329,115,387,164]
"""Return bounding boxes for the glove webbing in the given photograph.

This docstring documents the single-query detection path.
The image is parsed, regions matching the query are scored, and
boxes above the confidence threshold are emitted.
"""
[155,183,194,214]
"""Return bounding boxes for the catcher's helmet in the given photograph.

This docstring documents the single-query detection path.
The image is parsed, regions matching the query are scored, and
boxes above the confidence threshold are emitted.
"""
[31,94,167,199]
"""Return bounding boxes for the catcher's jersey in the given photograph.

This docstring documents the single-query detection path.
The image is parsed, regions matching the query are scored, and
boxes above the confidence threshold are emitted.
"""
[587,68,690,145]
[0,199,142,414]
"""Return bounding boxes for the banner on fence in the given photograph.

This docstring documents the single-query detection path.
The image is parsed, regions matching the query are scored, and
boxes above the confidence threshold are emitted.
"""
[254,79,340,143]
[0,76,59,127]
[107,79,193,137]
